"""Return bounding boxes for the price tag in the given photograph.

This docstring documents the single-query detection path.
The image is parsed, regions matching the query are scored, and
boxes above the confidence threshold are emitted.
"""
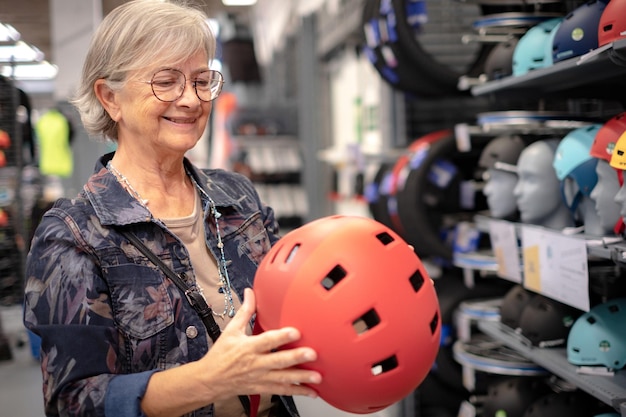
[520,225,590,311]
[488,219,522,283]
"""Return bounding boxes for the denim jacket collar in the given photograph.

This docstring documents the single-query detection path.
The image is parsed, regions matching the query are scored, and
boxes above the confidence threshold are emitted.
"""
[84,152,242,227]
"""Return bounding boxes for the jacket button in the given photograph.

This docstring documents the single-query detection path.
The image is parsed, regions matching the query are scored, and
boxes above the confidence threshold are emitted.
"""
[186,326,198,339]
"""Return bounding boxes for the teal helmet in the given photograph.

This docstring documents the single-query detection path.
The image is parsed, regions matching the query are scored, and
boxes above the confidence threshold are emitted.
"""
[553,124,602,215]
[513,17,563,76]
[553,124,602,195]
[567,298,626,370]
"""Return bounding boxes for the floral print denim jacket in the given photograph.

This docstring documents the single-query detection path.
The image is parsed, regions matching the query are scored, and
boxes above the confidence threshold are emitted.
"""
[23,153,299,417]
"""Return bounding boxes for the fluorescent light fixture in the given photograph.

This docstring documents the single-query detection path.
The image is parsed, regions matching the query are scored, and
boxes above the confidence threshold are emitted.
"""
[1,60,58,80]
[209,59,223,73]
[206,18,219,37]
[0,41,44,63]
[222,0,257,5]
[0,23,20,43]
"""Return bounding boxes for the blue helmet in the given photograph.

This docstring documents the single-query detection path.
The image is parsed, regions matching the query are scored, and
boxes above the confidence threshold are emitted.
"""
[567,298,626,370]
[552,0,609,63]
[513,17,563,76]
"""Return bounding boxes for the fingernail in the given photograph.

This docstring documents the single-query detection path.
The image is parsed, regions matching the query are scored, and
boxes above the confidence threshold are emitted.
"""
[308,373,322,385]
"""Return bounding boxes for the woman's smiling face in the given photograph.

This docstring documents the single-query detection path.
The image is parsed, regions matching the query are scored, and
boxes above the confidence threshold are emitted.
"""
[112,51,213,155]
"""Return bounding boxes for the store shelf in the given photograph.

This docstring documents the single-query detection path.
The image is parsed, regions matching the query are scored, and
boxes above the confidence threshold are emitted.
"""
[478,320,626,416]
[588,241,626,266]
[475,213,626,263]
[471,38,626,100]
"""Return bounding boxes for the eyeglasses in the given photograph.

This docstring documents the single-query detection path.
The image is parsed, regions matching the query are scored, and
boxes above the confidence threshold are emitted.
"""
[141,68,224,102]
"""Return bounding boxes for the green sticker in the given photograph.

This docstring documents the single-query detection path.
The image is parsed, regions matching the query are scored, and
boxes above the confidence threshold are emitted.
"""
[572,28,584,41]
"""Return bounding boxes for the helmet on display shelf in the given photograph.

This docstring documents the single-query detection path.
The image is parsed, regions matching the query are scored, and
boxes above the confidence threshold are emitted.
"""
[482,376,551,417]
[478,134,526,171]
[518,294,582,347]
[484,37,519,80]
[609,130,626,171]
[522,391,601,417]
[395,131,489,261]
[513,17,563,76]
[365,162,395,228]
[382,131,451,238]
[598,0,626,47]
[552,0,610,63]
[592,112,626,164]
[254,215,441,414]
[567,298,626,370]
[552,124,602,211]
[499,284,535,330]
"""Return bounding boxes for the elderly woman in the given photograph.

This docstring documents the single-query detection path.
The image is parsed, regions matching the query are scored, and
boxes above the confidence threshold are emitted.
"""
[23,1,321,416]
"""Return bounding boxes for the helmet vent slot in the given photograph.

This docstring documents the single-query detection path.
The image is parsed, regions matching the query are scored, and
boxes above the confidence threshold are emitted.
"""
[602,24,613,32]
[371,355,398,376]
[321,265,346,290]
[586,316,596,325]
[353,309,381,335]
[429,312,439,335]
[409,270,425,292]
[608,303,620,313]
[376,231,395,245]
[285,244,300,264]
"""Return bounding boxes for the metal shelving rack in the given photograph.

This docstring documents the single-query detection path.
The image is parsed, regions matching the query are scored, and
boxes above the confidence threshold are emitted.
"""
[479,320,626,416]
[471,38,626,99]
[460,29,626,417]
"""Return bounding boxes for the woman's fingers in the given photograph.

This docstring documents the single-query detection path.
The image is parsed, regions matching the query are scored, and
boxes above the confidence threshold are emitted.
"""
[225,287,256,333]
[210,287,322,397]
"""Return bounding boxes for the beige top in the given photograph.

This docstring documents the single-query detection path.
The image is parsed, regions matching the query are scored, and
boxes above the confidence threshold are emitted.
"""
[163,192,275,417]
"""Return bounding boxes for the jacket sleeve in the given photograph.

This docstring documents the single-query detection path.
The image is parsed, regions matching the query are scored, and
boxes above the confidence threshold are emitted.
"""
[23,208,153,417]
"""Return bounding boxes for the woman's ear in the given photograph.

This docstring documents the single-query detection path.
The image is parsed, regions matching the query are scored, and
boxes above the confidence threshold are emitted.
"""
[94,79,120,122]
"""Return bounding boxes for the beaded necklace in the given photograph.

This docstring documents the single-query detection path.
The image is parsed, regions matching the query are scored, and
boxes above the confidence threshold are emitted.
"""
[107,161,237,318]
[107,161,149,206]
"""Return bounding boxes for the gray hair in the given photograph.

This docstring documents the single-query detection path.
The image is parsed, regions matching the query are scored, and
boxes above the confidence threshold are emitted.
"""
[72,0,216,141]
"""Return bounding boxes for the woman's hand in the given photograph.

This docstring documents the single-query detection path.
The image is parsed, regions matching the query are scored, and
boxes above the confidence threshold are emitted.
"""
[198,288,322,401]
[142,288,321,417]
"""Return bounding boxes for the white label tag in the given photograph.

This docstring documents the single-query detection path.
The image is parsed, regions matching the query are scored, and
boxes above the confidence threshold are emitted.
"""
[488,219,522,283]
[520,225,590,312]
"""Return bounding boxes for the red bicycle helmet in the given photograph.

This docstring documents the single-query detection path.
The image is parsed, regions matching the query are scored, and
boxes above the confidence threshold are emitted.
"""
[592,113,626,233]
[254,215,441,413]
[598,0,626,47]
[592,112,626,164]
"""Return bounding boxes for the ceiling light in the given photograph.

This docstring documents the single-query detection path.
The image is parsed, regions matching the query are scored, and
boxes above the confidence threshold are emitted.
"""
[221,0,257,5]
[1,60,58,80]
[0,23,20,44]
[0,41,44,64]
[206,18,219,37]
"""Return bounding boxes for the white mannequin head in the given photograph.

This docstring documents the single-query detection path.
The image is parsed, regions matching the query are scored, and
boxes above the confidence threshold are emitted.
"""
[513,139,574,229]
[483,168,518,219]
[614,175,626,224]
[563,179,603,236]
[590,159,622,234]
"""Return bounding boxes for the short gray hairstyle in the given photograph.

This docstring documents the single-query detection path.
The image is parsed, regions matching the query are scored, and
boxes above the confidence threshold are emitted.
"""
[72,0,216,141]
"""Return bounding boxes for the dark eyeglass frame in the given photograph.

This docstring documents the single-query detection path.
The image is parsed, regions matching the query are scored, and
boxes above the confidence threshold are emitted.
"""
[140,68,224,102]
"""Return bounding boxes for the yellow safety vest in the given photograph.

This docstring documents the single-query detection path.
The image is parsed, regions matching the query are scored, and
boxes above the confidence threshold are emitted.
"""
[35,109,73,177]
